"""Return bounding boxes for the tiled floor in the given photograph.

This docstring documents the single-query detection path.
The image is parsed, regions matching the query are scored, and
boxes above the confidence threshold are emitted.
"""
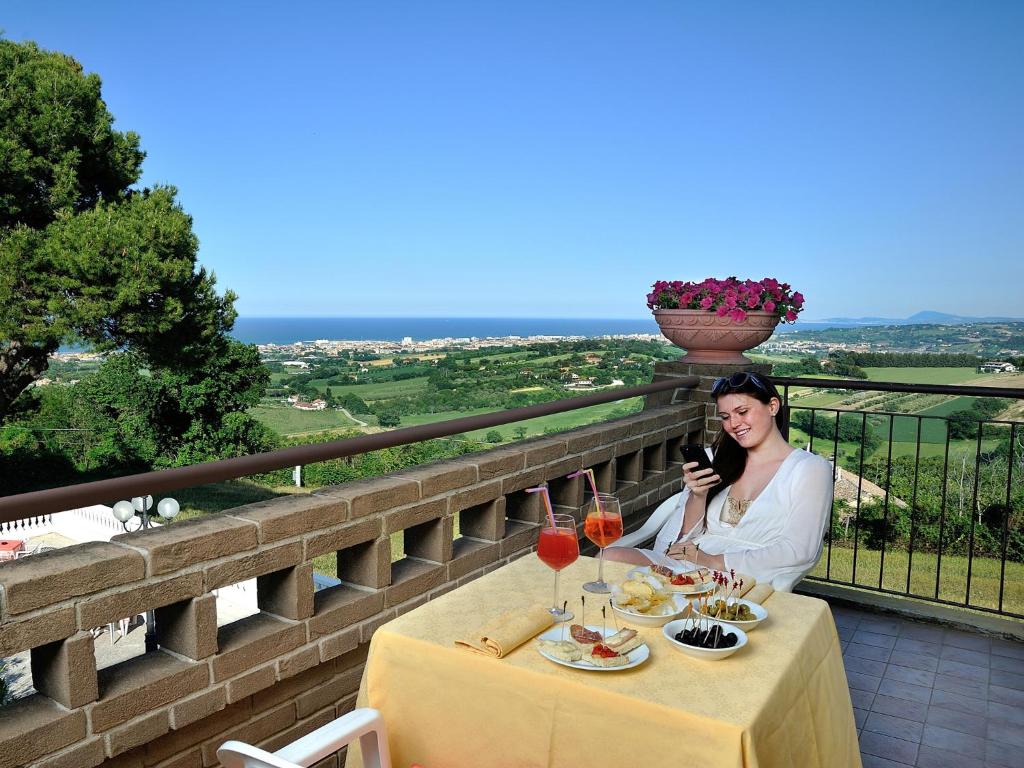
[830,603,1024,768]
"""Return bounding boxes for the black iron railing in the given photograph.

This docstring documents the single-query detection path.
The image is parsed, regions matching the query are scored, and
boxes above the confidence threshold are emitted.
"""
[774,376,1024,618]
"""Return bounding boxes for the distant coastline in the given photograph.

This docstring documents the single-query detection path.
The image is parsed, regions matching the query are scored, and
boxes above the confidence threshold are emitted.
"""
[230,317,663,345]
[228,316,855,345]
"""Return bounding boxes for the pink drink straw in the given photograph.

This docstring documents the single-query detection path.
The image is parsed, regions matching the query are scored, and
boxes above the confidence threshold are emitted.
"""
[567,468,603,514]
[526,484,557,528]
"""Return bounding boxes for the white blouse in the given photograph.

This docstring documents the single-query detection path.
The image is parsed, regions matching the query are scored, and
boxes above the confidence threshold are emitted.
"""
[648,449,834,592]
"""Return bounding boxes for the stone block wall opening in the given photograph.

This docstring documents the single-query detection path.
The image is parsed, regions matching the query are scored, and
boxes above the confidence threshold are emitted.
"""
[616,450,642,488]
[643,443,666,477]
[90,614,150,671]
[213,580,262,628]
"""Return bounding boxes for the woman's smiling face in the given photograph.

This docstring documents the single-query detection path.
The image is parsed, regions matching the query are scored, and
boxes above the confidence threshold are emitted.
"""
[716,393,780,449]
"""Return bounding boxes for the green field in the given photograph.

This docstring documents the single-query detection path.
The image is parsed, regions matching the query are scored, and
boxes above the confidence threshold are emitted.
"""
[376,398,645,442]
[460,398,645,442]
[315,376,431,401]
[786,425,994,461]
[397,408,497,427]
[787,368,1018,446]
[250,404,363,435]
[812,544,1024,616]
[174,480,306,520]
[862,367,987,385]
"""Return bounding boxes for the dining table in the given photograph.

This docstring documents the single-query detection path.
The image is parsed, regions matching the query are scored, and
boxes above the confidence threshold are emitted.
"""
[348,554,861,768]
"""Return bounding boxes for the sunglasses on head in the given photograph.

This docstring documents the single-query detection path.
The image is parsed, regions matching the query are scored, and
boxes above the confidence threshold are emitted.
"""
[711,372,770,397]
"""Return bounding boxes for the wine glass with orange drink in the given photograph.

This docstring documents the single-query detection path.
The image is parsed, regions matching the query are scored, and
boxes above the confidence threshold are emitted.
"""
[582,493,622,593]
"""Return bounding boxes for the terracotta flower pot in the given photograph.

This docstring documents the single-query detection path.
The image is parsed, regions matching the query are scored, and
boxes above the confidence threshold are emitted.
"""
[653,309,780,364]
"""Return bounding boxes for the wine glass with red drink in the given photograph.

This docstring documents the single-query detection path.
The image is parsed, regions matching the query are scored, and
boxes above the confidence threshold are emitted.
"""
[582,493,622,593]
[536,514,580,622]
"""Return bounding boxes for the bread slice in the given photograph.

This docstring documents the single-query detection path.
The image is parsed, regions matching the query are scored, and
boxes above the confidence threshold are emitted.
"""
[536,640,583,663]
[586,651,630,668]
[604,628,644,655]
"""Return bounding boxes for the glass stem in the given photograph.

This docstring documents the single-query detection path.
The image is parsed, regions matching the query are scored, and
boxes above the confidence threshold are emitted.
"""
[597,546,606,584]
[552,569,561,613]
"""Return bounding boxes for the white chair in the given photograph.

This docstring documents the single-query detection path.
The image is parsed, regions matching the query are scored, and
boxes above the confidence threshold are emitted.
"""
[613,492,682,549]
[218,707,392,768]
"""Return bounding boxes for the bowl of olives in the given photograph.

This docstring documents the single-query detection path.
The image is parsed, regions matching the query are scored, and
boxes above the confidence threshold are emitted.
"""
[696,598,768,631]
[662,618,749,661]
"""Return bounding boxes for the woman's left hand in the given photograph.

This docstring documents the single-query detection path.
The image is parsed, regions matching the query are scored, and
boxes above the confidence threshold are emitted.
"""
[666,542,696,562]
[666,541,726,570]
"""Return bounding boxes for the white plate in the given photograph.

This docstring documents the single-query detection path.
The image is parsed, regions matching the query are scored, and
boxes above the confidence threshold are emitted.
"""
[535,624,650,671]
[611,592,691,628]
[626,565,715,595]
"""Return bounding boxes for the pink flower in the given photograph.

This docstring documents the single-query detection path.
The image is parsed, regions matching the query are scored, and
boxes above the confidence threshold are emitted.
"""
[648,276,803,319]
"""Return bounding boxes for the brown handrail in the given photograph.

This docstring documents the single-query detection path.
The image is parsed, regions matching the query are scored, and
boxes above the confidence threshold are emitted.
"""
[772,376,1024,399]
[0,377,698,521]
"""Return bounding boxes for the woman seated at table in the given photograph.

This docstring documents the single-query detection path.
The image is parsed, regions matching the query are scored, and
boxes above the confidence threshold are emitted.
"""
[606,372,833,592]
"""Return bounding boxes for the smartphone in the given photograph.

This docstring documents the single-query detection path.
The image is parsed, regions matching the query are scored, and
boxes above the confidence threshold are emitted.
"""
[680,445,714,473]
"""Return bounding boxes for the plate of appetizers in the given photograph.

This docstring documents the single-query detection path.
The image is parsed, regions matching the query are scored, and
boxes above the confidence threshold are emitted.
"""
[628,565,716,595]
[535,623,649,671]
[611,575,692,627]
[695,597,768,631]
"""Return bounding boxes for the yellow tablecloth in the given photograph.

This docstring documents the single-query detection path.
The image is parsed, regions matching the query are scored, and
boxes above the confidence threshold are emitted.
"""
[350,557,860,768]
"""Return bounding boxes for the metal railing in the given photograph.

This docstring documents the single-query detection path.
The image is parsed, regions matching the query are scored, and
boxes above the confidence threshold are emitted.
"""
[774,376,1024,618]
[0,377,698,523]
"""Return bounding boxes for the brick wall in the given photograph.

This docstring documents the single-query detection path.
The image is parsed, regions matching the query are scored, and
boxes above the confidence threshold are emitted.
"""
[0,401,702,768]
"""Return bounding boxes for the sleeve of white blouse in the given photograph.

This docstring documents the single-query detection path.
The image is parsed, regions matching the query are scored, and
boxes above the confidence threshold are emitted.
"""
[651,488,691,555]
[722,456,834,582]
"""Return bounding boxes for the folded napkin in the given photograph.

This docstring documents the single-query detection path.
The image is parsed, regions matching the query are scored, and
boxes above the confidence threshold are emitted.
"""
[735,574,757,597]
[454,607,554,658]
[742,583,775,604]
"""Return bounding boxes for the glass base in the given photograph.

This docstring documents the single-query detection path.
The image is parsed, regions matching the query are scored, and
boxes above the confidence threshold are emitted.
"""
[549,608,574,623]
[583,580,611,594]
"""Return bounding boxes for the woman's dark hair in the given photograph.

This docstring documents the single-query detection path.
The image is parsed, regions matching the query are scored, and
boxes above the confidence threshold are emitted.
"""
[706,372,785,509]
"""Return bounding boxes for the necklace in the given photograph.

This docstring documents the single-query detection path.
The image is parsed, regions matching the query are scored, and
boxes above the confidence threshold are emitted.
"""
[721,496,752,527]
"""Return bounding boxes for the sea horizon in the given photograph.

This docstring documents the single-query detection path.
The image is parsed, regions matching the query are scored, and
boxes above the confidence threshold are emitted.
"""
[228,315,841,345]
[230,316,662,344]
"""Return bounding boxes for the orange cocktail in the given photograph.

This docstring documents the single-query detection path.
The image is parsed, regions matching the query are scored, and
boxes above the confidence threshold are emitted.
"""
[582,493,622,593]
[584,512,624,549]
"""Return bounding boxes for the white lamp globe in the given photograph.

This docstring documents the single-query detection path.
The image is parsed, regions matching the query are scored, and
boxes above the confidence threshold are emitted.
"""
[112,500,136,523]
[157,498,180,520]
[132,495,153,513]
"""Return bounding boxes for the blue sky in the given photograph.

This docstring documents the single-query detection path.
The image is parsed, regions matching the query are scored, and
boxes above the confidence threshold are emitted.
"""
[4,1,1023,319]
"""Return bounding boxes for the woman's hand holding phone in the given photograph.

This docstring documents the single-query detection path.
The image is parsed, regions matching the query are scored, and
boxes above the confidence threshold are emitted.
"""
[680,446,720,497]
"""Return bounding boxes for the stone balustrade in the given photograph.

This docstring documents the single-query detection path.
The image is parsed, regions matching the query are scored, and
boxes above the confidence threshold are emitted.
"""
[0,398,705,768]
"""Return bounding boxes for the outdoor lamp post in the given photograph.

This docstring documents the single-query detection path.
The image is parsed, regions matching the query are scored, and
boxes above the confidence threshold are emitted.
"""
[111,495,180,652]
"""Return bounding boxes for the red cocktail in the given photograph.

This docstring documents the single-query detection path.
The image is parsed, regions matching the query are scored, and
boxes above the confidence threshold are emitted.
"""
[538,526,580,571]
[536,514,578,622]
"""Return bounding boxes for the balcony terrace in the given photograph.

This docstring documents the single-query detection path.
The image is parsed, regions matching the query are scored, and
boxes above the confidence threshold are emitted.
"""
[1,361,1022,768]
